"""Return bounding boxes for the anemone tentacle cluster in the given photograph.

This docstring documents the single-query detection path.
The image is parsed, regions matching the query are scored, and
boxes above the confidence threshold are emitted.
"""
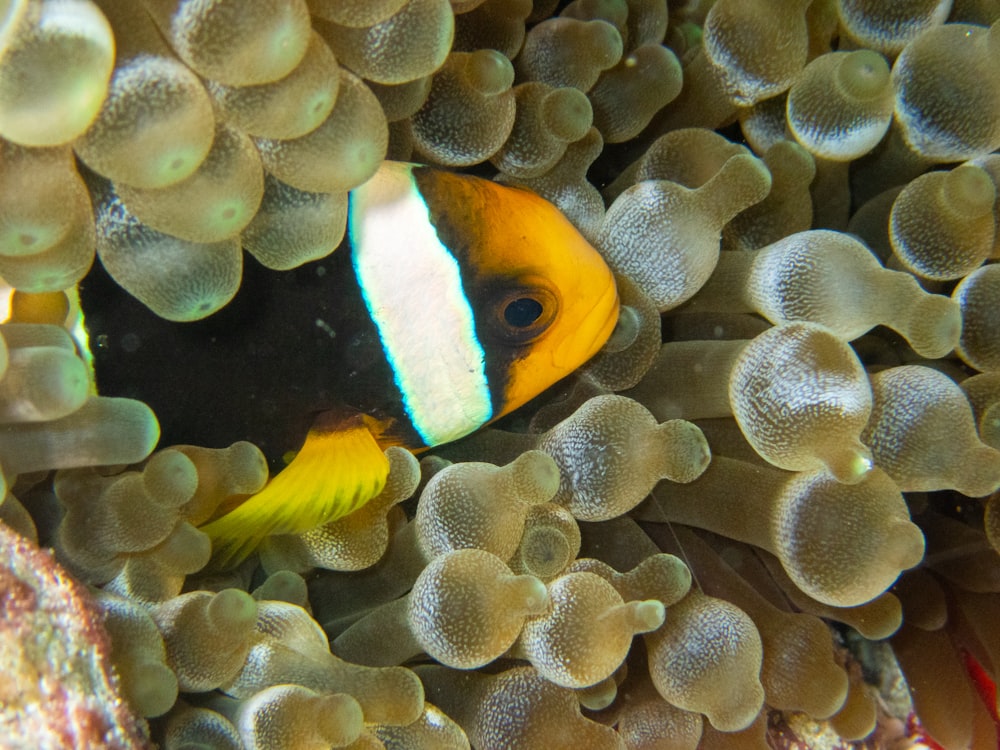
[2,0,1000,748]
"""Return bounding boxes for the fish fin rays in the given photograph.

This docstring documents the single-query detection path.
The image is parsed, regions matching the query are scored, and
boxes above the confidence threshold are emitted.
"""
[201,414,391,568]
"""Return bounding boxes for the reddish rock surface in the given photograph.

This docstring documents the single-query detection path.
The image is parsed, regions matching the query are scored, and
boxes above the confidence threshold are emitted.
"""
[0,522,151,750]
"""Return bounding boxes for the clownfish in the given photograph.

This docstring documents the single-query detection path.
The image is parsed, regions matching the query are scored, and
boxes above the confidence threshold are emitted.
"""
[77,162,619,565]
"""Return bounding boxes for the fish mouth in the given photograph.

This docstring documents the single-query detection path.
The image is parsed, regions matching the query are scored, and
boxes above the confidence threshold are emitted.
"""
[553,270,620,372]
[499,269,619,420]
[588,273,622,358]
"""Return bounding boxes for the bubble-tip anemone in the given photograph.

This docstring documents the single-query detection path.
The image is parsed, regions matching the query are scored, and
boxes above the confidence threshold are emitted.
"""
[3,2,999,747]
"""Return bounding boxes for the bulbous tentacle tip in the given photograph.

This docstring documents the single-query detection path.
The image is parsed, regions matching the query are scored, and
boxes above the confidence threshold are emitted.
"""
[655,419,711,484]
[822,442,874,485]
[904,293,961,359]
[508,573,550,615]
[463,48,514,96]
[837,49,891,101]
[600,303,640,354]
[509,449,561,504]
[206,587,258,632]
[887,519,927,572]
[622,598,665,634]
[695,152,773,226]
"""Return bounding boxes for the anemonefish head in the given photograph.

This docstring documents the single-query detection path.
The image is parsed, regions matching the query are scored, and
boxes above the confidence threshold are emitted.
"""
[349,161,619,448]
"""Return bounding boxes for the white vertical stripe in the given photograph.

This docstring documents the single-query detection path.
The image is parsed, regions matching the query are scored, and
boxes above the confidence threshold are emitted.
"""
[349,163,492,446]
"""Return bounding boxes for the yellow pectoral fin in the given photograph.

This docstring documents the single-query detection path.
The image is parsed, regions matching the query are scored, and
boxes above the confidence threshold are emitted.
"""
[201,418,391,568]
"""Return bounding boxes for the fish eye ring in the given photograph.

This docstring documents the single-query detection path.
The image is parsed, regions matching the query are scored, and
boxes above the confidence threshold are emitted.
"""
[491,285,558,345]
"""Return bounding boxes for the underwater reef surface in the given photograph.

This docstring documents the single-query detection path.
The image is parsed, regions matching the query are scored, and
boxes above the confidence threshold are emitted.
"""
[2,0,1000,747]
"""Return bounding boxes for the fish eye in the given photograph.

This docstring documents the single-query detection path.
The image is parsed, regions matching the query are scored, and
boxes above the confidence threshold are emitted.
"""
[504,296,544,328]
[490,286,557,345]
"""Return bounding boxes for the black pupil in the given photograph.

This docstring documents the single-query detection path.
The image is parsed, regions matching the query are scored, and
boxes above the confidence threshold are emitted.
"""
[504,297,543,327]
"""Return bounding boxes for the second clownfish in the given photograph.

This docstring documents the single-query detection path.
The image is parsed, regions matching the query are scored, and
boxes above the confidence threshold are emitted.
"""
[78,162,619,566]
